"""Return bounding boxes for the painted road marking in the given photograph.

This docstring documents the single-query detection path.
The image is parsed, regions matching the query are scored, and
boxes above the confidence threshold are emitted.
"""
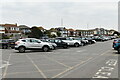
[2,54,12,78]
[52,57,92,78]
[52,50,111,78]
[106,59,117,66]
[98,67,114,72]
[26,54,47,78]
[0,63,11,69]
[44,56,71,68]
[93,75,108,78]
[76,50,86,52]
[92,59,117,78]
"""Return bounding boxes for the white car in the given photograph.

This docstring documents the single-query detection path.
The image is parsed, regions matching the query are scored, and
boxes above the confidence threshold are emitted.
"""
[56,37,81,47]
[15,38,53,53]
[40,39,57,50]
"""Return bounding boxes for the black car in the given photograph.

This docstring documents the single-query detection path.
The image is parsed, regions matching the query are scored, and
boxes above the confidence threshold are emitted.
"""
[0,39,15,49]
[49,39,69,49]
[85,37,96,44]
[93,37,105,41]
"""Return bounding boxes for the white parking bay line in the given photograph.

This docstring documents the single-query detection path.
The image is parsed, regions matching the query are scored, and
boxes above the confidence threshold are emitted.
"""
[76,50,86,52]
[0,61,12,69]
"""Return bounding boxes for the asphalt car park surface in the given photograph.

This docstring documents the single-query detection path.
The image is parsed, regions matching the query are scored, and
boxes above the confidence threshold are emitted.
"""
[1,40,119,79]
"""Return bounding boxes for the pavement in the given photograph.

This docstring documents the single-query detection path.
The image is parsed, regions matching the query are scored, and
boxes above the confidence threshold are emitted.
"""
[0,40,119,79]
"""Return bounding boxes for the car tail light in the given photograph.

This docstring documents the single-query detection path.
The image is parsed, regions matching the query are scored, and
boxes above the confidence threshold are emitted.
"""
[114,41,120,43]
[15,42,20,45]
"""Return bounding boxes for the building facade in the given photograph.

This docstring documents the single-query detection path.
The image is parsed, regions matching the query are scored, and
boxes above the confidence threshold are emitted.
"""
[0,26,5,33]
[56,27,68,37]
[0,24,20,40]
[19,25,31,34]
[0,24,20,33]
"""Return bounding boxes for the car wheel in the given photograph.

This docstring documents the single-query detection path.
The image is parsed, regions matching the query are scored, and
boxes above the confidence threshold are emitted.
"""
[11,47,14,49]
[43,46,49,52]
[74,43,79,47]
[53,46,56,50]
[19,47,25,53]
[3,45,8,49]
[81,43,85,46]
[118,47,120,54]
[63,45,68,48]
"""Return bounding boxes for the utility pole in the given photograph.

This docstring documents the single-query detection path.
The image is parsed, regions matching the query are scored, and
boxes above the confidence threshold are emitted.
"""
[61,18,63,26]
[87,23,89,36]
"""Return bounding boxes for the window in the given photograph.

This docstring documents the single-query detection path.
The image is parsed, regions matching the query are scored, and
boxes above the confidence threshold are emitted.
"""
[22,40,26,42]
[27,39,39,43]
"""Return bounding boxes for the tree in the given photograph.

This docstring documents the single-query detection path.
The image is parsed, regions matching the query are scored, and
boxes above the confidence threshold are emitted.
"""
[1,34,10,39]
[57,31,61,37]
[113,31,120,36]
[29,27,43,39]
[44,30,51,38]
[51,34,56,38]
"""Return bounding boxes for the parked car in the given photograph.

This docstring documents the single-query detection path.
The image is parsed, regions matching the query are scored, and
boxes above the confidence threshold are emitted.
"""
[15,38,53,53]
[110,36,116,39]
[93,37,105,41]
[113,38,120,53]
[0,39,15,49]
[81,37,89,44]
[41,39,57,50]
[56,37,81,47]
[49,39,69,48]
[71,37,86,46]
[85,37,96,44]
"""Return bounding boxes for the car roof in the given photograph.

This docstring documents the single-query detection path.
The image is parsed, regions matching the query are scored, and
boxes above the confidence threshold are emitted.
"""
[114,38,120,40]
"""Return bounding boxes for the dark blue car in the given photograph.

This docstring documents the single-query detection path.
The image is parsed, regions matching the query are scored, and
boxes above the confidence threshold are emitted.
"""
[113,38,120,53]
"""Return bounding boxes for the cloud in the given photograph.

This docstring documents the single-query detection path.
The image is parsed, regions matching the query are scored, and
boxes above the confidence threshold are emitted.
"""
[0,1,118,30]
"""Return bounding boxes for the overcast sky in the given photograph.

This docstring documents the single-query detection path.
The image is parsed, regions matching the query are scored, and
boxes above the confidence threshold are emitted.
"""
[0,0,119,30]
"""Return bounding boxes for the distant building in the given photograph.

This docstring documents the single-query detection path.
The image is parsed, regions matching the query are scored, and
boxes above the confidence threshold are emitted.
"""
[76,28,111,36]
[0,23,20,40]
[0,23,20,33]
[0,26,5,33]
[56,27,68,37]
[19,25,31,34]
[67,29,77,37]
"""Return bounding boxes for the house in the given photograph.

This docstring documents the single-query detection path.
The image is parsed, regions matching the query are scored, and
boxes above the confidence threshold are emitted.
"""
[19,25,31,34]
[76,28,110,37]
[0,25,5,33]
[56,27,68,37]
[0,23,20,33]
[0,23,20,40]
[67,28,77,37]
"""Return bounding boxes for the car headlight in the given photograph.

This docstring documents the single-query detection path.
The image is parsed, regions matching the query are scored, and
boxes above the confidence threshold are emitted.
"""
[67,43,70,45]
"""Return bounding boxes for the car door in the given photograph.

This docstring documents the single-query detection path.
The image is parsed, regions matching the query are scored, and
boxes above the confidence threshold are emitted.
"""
[55,40,61,47]
[31,39,41,48]
[26,39,34,48]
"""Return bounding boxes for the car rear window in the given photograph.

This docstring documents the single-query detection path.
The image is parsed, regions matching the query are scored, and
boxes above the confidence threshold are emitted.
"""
[9,40,14,42]
[21,40,26,42]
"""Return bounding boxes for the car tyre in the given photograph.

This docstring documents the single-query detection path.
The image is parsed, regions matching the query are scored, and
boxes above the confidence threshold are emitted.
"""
[42,46,49,52]
[74,43,79,47]
[53,46,56,50]
[63,45,68,48]
[81,42,85,46]
[3,45,8,49]
[118,47,120,54]
[19,46,25,53]
[11,47,14,49]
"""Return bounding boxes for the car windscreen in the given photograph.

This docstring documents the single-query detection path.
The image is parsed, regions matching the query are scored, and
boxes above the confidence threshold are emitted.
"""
[8,40,15,42]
